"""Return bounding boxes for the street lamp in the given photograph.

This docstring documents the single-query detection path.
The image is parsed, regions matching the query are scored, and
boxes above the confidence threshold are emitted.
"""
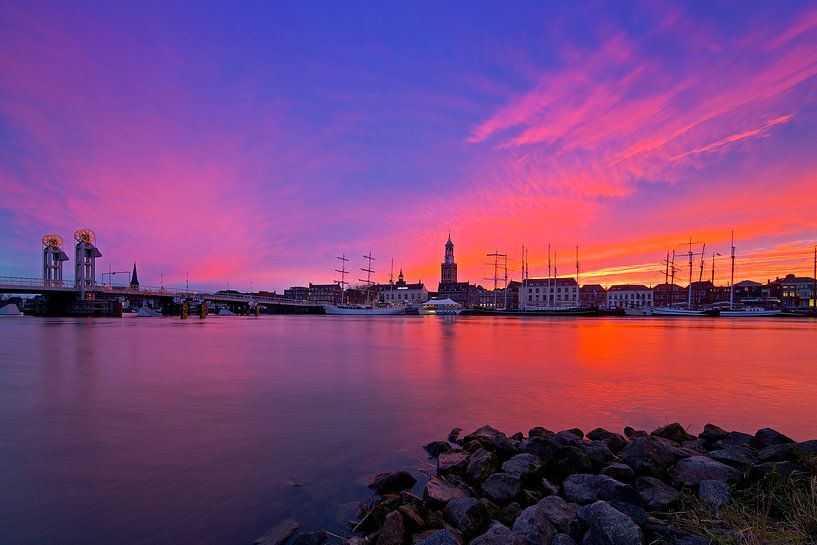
[186,272,190,294]
[160,273,164,290]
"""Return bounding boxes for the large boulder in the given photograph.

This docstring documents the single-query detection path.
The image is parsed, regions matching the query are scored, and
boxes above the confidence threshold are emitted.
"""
[471,522,526,545]
[522,437,559,461]
[698,479,731,514]
[438,451,469,474]
[414,529,462,545]
[706,445,757,468]
[721,431,753,448]
[442,498,488,538]
[554,430,583,447]
[423,476,469,507]
[581,441,616,468]
[756,443,801,463]
[463,426,518,458]
[376,511,405,545]
[529,426,555,440]
[290,532,327,545]
[600,463,635,484]
[551,535,577,545]
[669,456,742,487]
[535,496,582,539]
[585,428,627,454]
[501,453,541,478]
[752,428,795,448]
[425,441,453,458]
[548,446,594,480]
[512,505,556,545]
[748,461,803,482]
[578,501,644,545]
[698,423,728,445]
[651,423,695,445]
[481,473,521,504]
[620,437,675,478]
[368,471,417,495]
[635,476,680,510]
[562,474,641,506]
[467,448,499,483]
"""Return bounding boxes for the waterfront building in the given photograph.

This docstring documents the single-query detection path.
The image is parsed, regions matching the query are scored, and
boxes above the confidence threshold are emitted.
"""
[284,286,309,300]
[436,233,480,307]
[579,284,607,308]
[688,280,714,307]
[607,284,653,309]
[519,278,578,309]
[472,281,520,309]
[732,280,764,301]
[307,283,342,305]
[770,274,817,309]
[377,269,428,306]
[652,283,688,307]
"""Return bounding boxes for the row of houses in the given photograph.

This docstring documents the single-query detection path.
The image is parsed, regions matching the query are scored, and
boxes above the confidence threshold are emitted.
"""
[282,234,817,310]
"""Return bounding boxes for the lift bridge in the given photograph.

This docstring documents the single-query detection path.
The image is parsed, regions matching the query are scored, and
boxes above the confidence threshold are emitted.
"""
[0,229,320,316]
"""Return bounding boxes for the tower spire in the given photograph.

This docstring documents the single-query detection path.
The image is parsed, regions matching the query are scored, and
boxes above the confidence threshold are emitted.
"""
[130,261,139,287]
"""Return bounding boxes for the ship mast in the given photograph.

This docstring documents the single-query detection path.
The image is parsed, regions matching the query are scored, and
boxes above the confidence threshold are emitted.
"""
[547,243,552,306]
[575,245,580,307]
[669,250,676,307]
[729,232,735,311]
[359,252,375,305]
[813,245,816,314]
[335,254,349,304]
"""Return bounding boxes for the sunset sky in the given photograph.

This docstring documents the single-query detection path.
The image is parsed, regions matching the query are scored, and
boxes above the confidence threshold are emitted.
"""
[1,1,817,291]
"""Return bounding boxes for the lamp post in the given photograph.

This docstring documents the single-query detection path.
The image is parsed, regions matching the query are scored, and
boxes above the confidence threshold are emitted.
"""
[186,272,190,295]
[160,273,164,290]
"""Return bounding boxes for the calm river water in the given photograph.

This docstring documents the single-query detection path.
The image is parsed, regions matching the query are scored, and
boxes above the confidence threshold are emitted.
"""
[1,315,816,545]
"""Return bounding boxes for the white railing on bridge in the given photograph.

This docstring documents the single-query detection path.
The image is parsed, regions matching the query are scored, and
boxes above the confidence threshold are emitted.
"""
[0,276,75,290]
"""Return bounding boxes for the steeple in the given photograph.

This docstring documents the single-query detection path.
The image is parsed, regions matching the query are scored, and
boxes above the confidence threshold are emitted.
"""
[130,262,140,287]
[441,232,458,284]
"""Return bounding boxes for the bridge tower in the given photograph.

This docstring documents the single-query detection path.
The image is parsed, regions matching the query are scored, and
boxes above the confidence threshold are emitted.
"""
[74,228,102,298]
[42,234,69,286]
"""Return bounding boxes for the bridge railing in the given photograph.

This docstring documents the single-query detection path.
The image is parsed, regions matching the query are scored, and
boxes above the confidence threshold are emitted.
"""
[0,276,74,290]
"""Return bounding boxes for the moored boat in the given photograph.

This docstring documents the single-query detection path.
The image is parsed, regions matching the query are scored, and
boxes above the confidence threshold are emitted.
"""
[324,304,405,315]
[719,307,782,317]
[0,303,22,316]
[623,307,652,316]
[418,298,463,315]
[136,304,162,317]
[651,307,719,316]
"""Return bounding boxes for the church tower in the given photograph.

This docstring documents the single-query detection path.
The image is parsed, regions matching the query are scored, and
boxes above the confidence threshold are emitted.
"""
[441,233,458,284]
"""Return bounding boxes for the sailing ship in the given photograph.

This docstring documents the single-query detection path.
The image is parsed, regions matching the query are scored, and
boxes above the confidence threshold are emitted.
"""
[651,244,719,316]
[323,253,405,315]
[718,232,782,317]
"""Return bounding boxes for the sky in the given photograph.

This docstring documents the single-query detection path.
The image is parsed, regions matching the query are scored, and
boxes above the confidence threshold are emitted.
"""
[1,1,817,292]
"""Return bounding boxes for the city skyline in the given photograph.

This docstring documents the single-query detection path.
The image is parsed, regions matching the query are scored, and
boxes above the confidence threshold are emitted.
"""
[2,2,817,292]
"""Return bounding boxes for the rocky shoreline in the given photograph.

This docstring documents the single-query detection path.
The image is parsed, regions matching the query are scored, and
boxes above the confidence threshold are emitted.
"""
[254,423,817,545]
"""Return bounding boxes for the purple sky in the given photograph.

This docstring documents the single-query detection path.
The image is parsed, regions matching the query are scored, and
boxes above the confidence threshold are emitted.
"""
[2,1,817,291]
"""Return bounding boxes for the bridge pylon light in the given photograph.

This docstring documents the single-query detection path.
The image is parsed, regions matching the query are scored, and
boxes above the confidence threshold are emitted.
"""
[42,234,69,286]
[74,228,102,298]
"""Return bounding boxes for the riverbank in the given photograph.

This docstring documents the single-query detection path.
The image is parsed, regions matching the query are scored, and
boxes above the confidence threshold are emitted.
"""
[259,423,817,545]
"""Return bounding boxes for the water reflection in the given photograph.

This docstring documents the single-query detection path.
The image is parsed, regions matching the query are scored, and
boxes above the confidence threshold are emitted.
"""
[0,315,815,545]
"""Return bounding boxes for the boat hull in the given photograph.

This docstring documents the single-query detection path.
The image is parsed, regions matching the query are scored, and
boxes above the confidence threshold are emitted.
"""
[623,307,652,316]
[418,309,463,315]
[720,309,782,317]
[323,305,405,315]
[469,307,598,316]
[651,307,720,316]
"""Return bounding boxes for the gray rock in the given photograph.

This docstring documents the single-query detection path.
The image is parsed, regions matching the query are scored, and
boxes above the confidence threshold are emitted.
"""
[414,529,463,545]
[748,461,803,482]
[581,441,616,467]
[621,437,675,478]
[752,427,795,448]
[600,463,635,484]
[481,472,521,504]
[501,453,541,478]
[463,426,518,458]
[535,496,582,539]
[721,431,753,448]
[443,498,488,538]
[674,536,709,545]
[578,501,644,545]
[423,476,469,506]
[499,502,523,527]
[369,471,418,495]
[467,448,499,483]
[562,474,641,505]
[652,438,700,461]
[290,532,327,545]
[707,445,757,467]
[651,423,695,444]
[548,446,594,480]
[425,441,453,457]
[471,522,526,545]
[529,426,555,440]
[512,505,556,545]
[757,443,801,463]
[438,451,470,474]
[669,456,742,487]
[522,436,559,460]
[551,535,577,545]
[448,428,463,443]
[377,511,405,545]
[607,500,647,526]
[635,476,680,510]
[698,423,728,445]
[798,439,817,456]
[698,479,731,514]
[586,428,627,454]
[554,430,583,447]
[254,519,301,545]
